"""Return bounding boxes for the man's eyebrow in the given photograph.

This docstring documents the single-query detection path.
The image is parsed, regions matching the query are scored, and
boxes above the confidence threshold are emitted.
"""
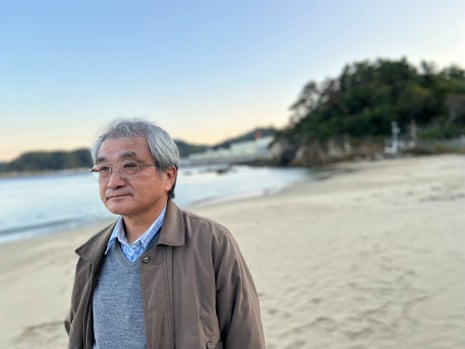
[95,151,138,164]
[95,156,107,164]
[119,151,138,160]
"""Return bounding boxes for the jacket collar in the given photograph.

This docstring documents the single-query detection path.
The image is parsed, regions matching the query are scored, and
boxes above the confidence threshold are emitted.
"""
[157,200,185,247]
[75,200,185,262]
[75,222,116,263]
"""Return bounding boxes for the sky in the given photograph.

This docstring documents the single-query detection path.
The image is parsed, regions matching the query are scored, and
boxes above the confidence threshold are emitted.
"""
[1,0,464,161]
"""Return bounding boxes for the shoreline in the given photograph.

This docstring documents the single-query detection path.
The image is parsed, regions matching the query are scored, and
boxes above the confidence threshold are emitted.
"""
[1,154,465,348]
[0,164,318,246]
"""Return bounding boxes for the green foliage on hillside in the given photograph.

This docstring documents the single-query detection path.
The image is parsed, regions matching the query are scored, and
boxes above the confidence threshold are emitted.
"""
[281,58,465,142]
[3,149,93,172]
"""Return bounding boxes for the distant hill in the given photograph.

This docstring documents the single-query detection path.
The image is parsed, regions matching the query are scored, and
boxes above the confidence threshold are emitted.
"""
[0,127,276,174]
[175,140,208,158]
[211,127,277,150]
[2,148,93,173]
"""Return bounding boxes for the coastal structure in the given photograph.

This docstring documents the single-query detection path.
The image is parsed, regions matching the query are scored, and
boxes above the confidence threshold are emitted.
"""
[186,136,273,165]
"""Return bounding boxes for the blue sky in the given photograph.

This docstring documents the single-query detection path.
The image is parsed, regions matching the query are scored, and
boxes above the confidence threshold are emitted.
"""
[1,0,464,161]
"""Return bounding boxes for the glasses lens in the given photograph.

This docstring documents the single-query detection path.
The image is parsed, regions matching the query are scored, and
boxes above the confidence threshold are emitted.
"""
[98,166,111,178]
[121,161,139,176]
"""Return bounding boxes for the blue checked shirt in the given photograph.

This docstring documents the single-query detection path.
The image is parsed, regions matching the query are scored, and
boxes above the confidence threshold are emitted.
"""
[104,206,166,263]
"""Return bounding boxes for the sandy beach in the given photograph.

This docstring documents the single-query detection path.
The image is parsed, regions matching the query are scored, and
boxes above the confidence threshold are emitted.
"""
[1,154,464,348]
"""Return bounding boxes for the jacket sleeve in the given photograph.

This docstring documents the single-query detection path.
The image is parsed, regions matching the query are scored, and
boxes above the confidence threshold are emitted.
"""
[212,228,266,349]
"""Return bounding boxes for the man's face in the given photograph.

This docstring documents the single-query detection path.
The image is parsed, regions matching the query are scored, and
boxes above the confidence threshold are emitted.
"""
[95,136,176,220]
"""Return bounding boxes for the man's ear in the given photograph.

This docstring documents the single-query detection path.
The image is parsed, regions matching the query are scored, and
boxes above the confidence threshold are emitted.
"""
[164,166,177,191]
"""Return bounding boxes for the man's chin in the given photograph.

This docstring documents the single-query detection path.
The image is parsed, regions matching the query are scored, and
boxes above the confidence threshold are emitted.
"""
[105,201,132,216]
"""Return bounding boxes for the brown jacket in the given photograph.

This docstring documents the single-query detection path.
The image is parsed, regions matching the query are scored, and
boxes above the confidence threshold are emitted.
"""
[65,200,266,349]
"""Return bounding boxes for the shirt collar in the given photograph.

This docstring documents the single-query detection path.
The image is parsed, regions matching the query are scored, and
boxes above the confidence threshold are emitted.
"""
[104,205,167,255]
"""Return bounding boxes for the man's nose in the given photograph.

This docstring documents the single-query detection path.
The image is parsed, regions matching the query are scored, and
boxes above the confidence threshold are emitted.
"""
[106,168,125,188]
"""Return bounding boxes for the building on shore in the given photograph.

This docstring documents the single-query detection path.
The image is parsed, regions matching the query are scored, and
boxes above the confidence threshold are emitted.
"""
[186,136,274,165]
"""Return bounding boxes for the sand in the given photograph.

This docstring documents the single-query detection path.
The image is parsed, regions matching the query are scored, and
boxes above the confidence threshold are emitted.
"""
[1,154,464,348]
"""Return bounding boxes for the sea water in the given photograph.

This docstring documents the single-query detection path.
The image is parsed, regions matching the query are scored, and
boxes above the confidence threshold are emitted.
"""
[0,165,314,244]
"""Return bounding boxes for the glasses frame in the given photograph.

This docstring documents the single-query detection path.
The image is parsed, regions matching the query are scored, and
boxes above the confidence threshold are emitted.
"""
[89,161,157,180]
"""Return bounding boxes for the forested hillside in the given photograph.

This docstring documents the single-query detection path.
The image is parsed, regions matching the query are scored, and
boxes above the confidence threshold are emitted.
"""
[271,58,465,165]
[2,149,93,173]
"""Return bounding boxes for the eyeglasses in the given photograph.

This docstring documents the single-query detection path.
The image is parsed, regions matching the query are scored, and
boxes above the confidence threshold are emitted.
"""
[89,161,156,179]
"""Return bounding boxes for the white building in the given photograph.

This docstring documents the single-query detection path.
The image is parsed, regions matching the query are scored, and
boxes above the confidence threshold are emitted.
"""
[187,136,274,165]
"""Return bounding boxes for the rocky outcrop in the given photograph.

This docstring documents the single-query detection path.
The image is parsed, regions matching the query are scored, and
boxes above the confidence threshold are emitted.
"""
[268,138,298,165]
[269,137,385,166]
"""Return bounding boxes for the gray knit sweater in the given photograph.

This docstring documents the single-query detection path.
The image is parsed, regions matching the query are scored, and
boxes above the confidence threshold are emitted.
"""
[92,242,147,349]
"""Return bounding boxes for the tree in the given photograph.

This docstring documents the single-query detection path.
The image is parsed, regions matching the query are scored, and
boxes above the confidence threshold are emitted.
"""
[281,58,465,143]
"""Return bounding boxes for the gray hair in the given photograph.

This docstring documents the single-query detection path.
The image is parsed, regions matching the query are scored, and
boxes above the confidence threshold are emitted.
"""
[92,118,180,198]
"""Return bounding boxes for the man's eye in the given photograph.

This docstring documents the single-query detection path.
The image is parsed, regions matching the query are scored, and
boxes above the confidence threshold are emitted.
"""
[99,166,111,173]
[123,162,138,169]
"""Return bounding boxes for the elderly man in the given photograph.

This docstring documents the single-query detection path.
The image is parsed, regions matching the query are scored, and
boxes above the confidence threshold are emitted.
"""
[65,119,265,349]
